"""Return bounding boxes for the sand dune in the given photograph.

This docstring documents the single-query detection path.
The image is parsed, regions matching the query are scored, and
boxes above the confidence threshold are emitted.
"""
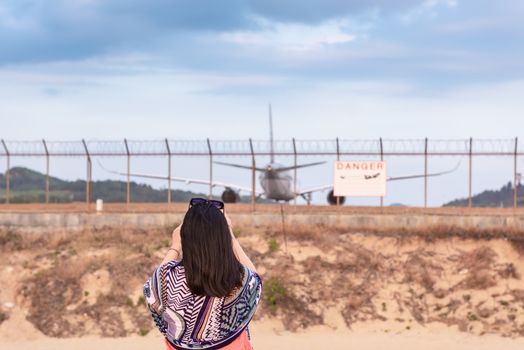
[1,224,523,349]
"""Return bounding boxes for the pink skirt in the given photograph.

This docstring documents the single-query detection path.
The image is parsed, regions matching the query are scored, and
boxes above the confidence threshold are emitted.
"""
[164,331,252,350]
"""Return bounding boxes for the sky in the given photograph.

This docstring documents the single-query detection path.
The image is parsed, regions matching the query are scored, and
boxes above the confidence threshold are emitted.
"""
[1,0,524,206]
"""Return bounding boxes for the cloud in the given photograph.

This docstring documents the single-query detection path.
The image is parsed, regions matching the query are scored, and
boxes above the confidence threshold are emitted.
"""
[0,0,250,64]
[0,0,523,92]
[220,19,356,53]
[246,0,423,24]
[0,0,427,64]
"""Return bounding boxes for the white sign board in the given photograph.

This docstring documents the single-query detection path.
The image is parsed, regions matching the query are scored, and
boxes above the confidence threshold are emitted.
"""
[333,161,387,197]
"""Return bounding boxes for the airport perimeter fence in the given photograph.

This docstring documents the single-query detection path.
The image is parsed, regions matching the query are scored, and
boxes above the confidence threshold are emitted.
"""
[0,138,522,208]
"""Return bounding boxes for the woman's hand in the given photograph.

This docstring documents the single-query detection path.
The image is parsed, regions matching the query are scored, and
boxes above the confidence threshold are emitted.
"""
[171,224,182,252]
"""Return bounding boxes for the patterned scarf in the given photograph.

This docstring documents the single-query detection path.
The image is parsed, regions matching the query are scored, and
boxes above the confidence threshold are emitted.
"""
[144,260,262,350]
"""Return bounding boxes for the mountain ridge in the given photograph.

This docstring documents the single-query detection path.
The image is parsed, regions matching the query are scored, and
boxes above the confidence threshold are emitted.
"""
[0,166,262,203]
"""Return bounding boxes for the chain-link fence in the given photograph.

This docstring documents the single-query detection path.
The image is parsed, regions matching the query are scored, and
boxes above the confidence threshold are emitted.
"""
[0,138,521,207]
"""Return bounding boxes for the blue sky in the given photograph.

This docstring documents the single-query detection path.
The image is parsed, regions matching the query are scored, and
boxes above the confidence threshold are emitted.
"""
[1,0,523,205]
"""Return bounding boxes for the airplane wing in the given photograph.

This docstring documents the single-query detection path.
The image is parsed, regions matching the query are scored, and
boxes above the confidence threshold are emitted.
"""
[171,177,261,195]
[273,161,326,172]
[297,184,333,196]
[97,161,263,195]
[214,160,326,172]
[387,161,461,181]
[298,161,461,195]
[214,161,266,172]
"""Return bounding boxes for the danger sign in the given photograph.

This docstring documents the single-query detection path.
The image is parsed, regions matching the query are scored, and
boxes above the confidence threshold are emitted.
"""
[333,161,387,197]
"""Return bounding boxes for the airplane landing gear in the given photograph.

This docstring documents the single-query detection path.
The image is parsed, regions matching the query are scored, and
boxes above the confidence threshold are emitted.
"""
[300,192,312,205]
[327,190,345,205]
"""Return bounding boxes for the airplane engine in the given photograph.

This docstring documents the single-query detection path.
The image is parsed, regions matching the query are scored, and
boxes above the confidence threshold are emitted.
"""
[327,190,345,205]
[221,188,239,203]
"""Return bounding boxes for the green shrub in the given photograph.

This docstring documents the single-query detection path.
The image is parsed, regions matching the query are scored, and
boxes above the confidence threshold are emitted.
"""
[267,238,279,253]
[137,295,146,307]
[265,277,287,312]
[467,312,479,321]
[233,228,242,238]
[125,297,134,307]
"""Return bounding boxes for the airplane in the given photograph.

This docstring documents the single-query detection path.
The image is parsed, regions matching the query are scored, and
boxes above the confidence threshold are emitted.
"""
[364,173,380,180]
[99,105,460,205]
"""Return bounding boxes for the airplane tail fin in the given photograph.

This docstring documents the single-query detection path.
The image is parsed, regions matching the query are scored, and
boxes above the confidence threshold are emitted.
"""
[269,104,275,163]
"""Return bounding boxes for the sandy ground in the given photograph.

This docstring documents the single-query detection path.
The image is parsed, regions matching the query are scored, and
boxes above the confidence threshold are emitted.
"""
[2,321,524,350]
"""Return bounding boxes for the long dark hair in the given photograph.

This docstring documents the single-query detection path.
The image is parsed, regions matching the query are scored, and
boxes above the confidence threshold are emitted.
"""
[181,203,243,297]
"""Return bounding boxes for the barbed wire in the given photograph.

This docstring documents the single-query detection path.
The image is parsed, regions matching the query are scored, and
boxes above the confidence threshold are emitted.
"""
[0,138,521,156]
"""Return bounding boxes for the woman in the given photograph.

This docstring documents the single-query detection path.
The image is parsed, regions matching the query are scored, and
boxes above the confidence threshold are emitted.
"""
[144,198,262,350]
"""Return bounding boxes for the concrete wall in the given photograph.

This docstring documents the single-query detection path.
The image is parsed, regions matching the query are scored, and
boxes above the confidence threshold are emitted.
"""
[1,212,524,234]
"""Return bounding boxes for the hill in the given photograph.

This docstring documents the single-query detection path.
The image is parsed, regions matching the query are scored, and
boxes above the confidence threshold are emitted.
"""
[443,181,524,207]
[0,167,262,204]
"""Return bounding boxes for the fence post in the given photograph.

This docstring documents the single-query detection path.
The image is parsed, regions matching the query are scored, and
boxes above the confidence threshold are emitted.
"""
[514,137,518,209]
[207,138,213,199]
[165,138,172,205]
[468,137,473,208]
[249,138,256,211]
[336,137,340,206]
[292,138,297,205]
[124,138,130,205]
[424,137,428,208]
[379,137,384,207]
[42,139,50,204]
[82,139,92,206]
[1,140,9,204]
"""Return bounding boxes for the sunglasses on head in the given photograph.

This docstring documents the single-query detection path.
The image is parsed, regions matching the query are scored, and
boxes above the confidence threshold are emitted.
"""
[189,197,225,210]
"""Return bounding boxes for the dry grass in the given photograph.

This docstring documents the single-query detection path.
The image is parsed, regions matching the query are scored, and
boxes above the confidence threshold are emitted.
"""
[10,225,174,337]
[0,228,25,250]
[509,238,524,255]
[255,222,524,254]
[0,311,8,325]
[403,251,443,292]
[457,247,497,271]
[348,223,524,241]
[460,271,497,290]
[452,247,498,290]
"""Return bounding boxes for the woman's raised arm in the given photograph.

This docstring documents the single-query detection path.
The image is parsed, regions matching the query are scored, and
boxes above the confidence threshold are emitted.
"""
[225,214,257,273]
[160,224,182,265]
